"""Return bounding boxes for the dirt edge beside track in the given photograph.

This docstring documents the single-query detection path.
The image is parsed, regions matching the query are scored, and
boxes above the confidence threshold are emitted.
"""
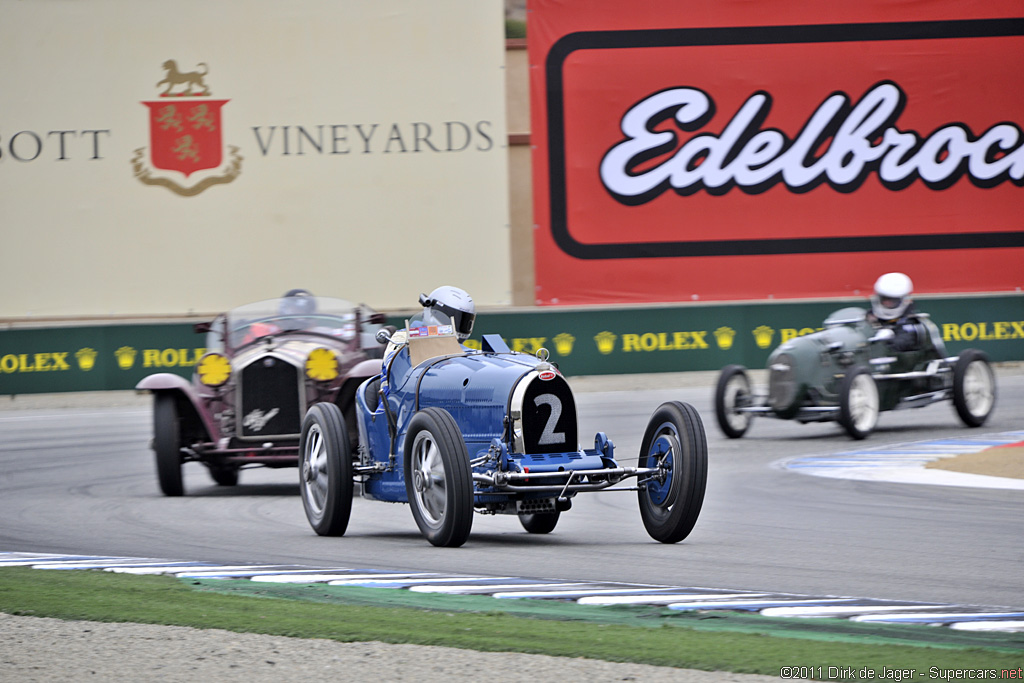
[0,612,778,683]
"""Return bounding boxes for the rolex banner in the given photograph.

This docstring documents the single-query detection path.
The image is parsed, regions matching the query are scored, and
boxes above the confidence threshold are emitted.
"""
[2,294,1021,393]
[528,1,1024,305]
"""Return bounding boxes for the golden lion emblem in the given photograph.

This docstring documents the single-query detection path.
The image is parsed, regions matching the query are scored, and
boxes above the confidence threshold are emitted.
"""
[172,136,200,162]
[157,60,211,96]
[155,105,182,131]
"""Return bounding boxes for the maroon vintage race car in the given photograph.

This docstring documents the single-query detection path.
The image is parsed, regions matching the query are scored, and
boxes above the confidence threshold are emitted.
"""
[137,290,389,495]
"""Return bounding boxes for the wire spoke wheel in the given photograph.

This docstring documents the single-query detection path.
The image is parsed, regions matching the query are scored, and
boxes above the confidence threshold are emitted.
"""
[953,349,996,427]
[839,367,879,439]
[714,364,752,438]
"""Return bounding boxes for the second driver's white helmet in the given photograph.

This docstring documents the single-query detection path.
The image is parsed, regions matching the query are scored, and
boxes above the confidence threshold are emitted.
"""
[420,286,475,342]
[871,272,913,321]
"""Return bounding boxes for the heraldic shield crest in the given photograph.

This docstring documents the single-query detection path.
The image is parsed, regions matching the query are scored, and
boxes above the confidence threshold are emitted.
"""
[132,60,242,196]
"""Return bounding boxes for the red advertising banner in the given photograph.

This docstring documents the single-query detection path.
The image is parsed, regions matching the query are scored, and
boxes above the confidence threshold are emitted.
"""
[528,1,1024,305]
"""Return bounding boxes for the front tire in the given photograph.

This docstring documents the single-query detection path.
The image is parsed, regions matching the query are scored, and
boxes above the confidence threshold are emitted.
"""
[299,403,353,536]
[153,394,184,497]
[637,401,707,544]
[518,511,560,534]
[404,408,473,547]
[953,349,996,427]
[714,364,752,439]
[838,366,879,440]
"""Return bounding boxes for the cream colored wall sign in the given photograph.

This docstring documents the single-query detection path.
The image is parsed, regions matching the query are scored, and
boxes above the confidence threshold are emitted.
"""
[0,0,509,317]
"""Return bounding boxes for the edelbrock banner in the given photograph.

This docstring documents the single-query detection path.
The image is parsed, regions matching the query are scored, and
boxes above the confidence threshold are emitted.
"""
[528,1,1024,305]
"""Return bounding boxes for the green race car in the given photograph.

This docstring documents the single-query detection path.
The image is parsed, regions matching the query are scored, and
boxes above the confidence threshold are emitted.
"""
[714,307,996,440]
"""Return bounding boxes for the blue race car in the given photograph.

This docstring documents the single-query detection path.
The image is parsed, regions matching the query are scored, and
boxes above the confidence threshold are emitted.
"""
[297,312,708,547]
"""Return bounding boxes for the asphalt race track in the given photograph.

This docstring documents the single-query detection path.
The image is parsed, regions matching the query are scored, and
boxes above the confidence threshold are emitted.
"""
[1,368,1022,621]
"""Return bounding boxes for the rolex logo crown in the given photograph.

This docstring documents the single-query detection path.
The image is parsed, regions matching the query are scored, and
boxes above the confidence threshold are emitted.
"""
[75,348,98,371]
[115,346,138,370]
[752,325,775,349]
[553,332,575,356]
[713,326,736,350]
[594,331,617,355]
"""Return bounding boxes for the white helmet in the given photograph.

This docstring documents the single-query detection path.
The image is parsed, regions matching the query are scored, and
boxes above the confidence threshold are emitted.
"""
[871,272,913,321]
[419,286,475,342]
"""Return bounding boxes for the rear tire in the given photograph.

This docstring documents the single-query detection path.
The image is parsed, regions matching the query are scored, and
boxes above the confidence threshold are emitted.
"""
[299,403,353,536]
[404,408,473,547]
[209,466,239,487]
[153,394,184,497]
[953,349,996,427]
[714,365,752,439]
[518,511,560,534]
[838,366,879,440]
[637,401,707,544]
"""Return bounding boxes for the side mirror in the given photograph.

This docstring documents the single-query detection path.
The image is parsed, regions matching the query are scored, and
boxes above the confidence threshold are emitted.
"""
[193,321,212,334]
[375,328,393,345]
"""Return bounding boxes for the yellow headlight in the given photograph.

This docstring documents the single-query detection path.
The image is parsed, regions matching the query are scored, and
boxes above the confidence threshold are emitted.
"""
[197,352,231,387]
[306,347,339,382]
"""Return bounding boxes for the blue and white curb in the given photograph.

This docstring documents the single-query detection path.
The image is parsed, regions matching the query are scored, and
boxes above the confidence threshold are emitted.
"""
[783,430,1024,489]
[3,551,1022,633]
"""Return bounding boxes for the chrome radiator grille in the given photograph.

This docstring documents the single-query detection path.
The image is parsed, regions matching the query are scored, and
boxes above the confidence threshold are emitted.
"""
[238,358,302,439]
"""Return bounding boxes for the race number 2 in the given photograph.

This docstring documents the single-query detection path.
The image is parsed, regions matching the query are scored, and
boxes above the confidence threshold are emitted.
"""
[534,394,565,445]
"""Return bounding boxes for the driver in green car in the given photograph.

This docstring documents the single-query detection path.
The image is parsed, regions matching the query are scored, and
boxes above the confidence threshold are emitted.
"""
[867,272,923,353]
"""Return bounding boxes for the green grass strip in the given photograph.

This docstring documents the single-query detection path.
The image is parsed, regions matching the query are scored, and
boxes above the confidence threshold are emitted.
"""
[192,578,1024,651]
[1,567,1021,679]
